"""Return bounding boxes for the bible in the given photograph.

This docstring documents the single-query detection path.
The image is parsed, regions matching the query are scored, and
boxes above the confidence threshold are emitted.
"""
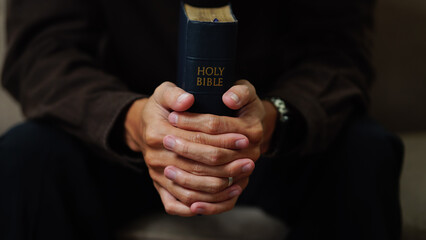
[177,0,238,116]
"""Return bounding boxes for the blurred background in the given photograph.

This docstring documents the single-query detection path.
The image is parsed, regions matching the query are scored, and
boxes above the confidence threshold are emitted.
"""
[0,0,425,239]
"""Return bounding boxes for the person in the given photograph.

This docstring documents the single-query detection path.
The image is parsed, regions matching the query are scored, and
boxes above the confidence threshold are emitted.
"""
[0,0,403,239]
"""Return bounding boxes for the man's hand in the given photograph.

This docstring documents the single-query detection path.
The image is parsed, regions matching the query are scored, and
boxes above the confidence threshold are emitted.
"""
[124,82,255,216]
[166,80,277,161]
[164,80,278,214]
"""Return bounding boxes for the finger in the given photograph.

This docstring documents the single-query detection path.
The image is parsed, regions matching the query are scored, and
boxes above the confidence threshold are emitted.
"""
[191,197,238,215]
[144,116,248,151]
[152,171,243,206]
[169,182,242,206]
[153,182,196,217]
[167,112,263,144]
[163,135,243,166]
[169,110,249,135]
[152,81,194,112]
[165,166,234,193]
[151,168,243,205]
[222,79,257,110]
[169,113,249,149]
[190,178,249,215]
[146,149,255,178]
[168,112,245,135]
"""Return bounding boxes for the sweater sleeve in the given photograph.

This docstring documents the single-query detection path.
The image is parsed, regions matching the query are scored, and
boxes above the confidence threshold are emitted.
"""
[265,0,375,156]
[2,0,145,163]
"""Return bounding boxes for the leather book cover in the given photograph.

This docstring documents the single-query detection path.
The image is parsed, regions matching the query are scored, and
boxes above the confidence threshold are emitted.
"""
[177,1,237,116]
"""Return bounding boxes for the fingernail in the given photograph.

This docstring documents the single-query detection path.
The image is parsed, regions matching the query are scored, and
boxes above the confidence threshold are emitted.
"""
[229,92,240,104]
[235,139,248,148]
[195,207,205,214]
[164,168,177,180]
[242,163,254,173]
[169,112,178,125]
[163,136,176,149]
[177,93,191,103]
[229,189,240,198]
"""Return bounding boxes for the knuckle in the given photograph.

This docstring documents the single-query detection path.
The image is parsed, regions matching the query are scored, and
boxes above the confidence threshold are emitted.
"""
[181,174,190,187]
[249,123,264,144]
[252,147,261,161]
[191,162,204,175]
[172,86,182,93]
[164,203,176,215]
[226,166,238,177]
[207,148,222,165]
[206,116,221,134]
[240,85,251,99]
[161,81,174,89]
[147,169,157,180]
[249,84,257,96]
[241,80,256,94]
[190,133,204,144]
[208,179,225,193]
[154,82,170,97]
[180,141,190,156]
[153,86,162,97]
[144,152,159,167]
[155,82,177,105]
[159,81,169,87]
[144,127,163,147]
[181,191,195,205]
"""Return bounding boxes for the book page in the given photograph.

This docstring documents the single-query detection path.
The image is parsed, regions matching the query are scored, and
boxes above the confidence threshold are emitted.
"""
[184,4,236,22]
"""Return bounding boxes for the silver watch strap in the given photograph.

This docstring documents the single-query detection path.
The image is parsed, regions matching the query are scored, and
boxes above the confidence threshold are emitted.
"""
[269,97,289,123]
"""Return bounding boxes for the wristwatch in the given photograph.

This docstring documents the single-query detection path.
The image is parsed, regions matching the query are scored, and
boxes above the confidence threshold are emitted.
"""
[265,97,306,157]
[268,97,290,124]
[263,97,291,157]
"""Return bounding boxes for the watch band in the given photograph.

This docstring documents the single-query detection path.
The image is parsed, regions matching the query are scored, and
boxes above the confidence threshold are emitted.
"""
[263,97,290,157]
[268,97,290,123]
[264,97,306,157]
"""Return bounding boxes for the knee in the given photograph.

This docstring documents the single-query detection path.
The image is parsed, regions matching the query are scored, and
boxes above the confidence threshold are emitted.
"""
[0,121,88,176]
[341,117,404,178]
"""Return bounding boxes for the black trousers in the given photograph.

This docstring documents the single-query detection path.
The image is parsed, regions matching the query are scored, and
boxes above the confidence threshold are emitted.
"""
[0,117,404,240]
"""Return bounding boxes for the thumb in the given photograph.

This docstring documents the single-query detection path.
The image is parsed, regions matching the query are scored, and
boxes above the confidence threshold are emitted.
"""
[153,81,194,112]
[222,80,257,110]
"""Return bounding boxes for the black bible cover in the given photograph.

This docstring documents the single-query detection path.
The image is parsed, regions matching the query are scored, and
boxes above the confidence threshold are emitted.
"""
[177,1,238,116]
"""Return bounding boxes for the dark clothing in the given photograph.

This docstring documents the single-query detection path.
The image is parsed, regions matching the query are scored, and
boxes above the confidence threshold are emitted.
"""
[0,118,403,239]
[1,0,402,239]
[0,122,161,240]
[2,0,375,162]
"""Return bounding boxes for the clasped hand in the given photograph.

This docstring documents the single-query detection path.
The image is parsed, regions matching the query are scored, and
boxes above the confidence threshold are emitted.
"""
[125,80,276,216]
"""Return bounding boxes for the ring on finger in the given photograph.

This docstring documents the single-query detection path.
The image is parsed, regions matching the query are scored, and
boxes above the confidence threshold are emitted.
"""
[227,177,234,187]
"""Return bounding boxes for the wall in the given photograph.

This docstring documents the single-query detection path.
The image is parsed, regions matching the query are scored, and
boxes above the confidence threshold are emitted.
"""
[371,0,426,132]
[0,0,23,134]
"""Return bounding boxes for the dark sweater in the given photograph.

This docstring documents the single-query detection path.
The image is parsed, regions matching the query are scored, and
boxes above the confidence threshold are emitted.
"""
[2,0,374,163]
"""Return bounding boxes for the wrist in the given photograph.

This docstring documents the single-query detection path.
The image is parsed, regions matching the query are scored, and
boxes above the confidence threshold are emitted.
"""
[260,100,278,154]
[263,97,306,157]
[124,98,149,152]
